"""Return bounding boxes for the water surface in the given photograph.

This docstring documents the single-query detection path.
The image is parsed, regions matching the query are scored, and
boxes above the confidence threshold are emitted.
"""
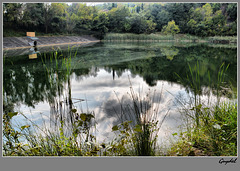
[3,42,237,145]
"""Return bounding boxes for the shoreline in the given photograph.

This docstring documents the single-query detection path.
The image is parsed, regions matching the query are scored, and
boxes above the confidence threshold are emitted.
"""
[3,40,100,50]
[3,35,99,50]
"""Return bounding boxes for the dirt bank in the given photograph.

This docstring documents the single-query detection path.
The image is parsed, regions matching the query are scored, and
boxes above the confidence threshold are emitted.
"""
[3,35,99,49]
[3,35,100,57]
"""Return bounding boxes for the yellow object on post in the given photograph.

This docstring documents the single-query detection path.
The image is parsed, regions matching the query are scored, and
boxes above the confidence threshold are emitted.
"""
[29,54,37,59]
[27,32,35,37]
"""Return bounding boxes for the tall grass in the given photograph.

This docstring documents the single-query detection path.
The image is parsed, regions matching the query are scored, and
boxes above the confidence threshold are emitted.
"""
[104,33,174,42]
[104,33,237,44]
[103,33,206,43]
[168,62,237,156]
[110,82,170,156]
[208,36,237,44]
[168,101,237,156]
[2,111,97,156]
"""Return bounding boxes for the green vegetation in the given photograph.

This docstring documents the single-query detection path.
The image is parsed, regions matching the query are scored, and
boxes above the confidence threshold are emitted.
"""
[162,20,180,35]
[3,3,237,39]
[208,36,237,44]
[3,92,236,156]
[104,33,203,42]
[168,102,237,156]
[3,111,97,156]
[104,33,237,44]
[104,33,175,42]
[167,62,237,156]
[108,86,168,156]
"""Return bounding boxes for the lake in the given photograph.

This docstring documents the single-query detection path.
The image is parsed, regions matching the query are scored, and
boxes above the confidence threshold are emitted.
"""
[3,42,237,148]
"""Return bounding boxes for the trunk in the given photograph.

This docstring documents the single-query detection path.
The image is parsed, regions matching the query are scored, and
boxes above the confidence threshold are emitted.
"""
[45,24,48,34]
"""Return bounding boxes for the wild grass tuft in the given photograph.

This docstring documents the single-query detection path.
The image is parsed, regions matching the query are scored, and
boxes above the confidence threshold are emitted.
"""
[110,81,170,156]
[168,62,237,156]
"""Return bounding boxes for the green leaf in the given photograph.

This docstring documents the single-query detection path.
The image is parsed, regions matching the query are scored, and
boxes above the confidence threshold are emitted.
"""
[8,112,18,119]
[112,125,119,131]
[87,114,94,118]
[123,121,129,129]
[134,125,143,133]
[71,109,77,113]
[80,113,87,121]
[196,104,202,109]
[78,120,83,127]
[172,133,178,136]
[21,125,30,130]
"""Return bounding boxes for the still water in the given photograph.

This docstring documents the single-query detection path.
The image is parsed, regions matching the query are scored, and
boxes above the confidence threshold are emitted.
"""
[3,42,237,145]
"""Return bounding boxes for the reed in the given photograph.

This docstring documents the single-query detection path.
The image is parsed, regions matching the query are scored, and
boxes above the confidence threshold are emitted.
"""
[110,81,170,156]
[208,36,237,44]
[169,62,236,156]
[104,33,174,42]
[103,33,207,43]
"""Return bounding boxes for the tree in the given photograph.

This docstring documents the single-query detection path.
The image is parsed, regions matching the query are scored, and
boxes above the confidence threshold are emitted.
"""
[202,3,213,19]
[129,13,156,34]
[211,3,221,13]
[211,10,226,35]
[189,3,214,36]
[155,10,170,31]
[3,3,23,28]
[74,4,98,31]
[166,3,195,33]
[43,3,53,33]
[129,14,145,34]
[3,2,236,37]
[66,13,78,34]
[141,3,144,11]
[92,12,109,39]
[22,3,44,31]
[107,7,130,32]
[187,19,197,35]
[136,5,141,13]
[226,3,237,22]
[162,20,180,35]
[146,20,156,33]
[112,3,117,8]
[50,3,67,33]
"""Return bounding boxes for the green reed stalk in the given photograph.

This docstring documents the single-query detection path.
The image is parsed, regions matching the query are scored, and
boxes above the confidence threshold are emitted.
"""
[112,80,169,156]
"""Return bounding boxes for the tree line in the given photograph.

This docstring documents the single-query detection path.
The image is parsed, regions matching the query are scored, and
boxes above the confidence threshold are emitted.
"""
[3,3,237,39]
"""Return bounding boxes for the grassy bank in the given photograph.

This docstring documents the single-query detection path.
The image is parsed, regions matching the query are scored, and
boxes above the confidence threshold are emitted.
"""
[103,33,237,44]
[208,36,237,44]
[167,102,237,156]
[104,33,197,42]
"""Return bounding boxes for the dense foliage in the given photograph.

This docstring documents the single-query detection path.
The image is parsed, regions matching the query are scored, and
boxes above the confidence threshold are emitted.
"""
[3,3,237,38]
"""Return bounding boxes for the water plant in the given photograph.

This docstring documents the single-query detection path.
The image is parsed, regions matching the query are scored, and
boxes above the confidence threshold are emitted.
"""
[169,62,237,156]
[3,106,98,156]
[168,102,237,156]
[110,82,170,156]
